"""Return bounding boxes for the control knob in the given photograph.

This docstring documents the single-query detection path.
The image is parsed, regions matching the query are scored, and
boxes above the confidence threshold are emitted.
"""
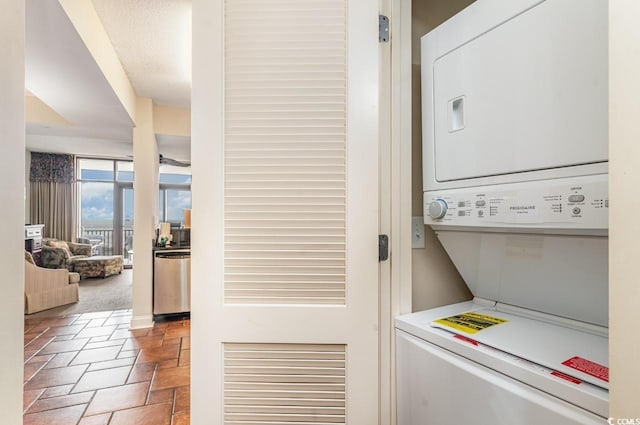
[428,199,448,219]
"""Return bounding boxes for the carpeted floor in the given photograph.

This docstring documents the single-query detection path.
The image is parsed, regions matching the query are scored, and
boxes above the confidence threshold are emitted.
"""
[25,269,133,319]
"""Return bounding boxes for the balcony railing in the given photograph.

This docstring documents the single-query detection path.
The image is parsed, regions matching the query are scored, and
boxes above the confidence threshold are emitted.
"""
[80,228,134,264]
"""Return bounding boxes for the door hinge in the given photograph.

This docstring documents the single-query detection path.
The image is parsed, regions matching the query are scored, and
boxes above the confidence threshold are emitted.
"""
[379,15,389,43]
[379,234,389,262]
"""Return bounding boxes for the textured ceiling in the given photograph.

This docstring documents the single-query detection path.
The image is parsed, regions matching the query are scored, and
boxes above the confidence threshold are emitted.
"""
[92,0,192,108]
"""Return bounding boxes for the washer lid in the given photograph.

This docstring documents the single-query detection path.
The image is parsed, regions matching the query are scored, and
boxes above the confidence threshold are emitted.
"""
[435,230,608,327]
[396,301,608,391]
[431,307,608,390]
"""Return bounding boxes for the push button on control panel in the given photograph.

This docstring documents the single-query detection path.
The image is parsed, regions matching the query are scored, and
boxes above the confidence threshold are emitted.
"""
[475,200,486,207]
[568,195,585,203]
[573,207,581,215]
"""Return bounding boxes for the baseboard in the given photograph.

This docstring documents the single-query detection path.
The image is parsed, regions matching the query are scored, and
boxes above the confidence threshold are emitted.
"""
[129,315,154,329]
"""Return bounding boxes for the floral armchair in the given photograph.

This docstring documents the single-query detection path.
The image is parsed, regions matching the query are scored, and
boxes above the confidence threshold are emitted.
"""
[41,238,124,279]
[41,239,92,270]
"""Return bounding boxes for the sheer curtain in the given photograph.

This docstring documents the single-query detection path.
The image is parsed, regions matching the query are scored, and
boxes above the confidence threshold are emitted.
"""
[29,153,77,241]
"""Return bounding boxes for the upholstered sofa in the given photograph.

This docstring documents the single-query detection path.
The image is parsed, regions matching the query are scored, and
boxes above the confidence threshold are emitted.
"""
[42,239,124,279]
[25,251,79,314]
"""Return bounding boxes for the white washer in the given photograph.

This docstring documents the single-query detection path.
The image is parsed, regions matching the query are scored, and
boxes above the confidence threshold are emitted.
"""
[397,174,610,422]
[398,0,609,423]
[396,300,607,424]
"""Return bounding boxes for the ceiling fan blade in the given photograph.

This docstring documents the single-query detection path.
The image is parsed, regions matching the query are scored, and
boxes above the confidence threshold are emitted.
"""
[159,154,191,167]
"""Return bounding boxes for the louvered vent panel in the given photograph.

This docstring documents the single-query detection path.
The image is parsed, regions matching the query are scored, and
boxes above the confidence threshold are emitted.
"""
[224,343,346,424]
[224,0,347,304]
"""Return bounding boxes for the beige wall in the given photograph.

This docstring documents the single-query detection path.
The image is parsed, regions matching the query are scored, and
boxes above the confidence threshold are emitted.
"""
[131,97,159,329]
[412,0,474,65]
[153,105,191,137]
[25,94,70,126]
[0,0,25,421]
[609,0,640,416]
[411,0,474,312]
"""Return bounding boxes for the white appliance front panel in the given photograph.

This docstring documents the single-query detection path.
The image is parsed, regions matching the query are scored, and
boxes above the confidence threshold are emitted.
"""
[396,302,609,417]
[424,174,608,232]
[421,0,608,191]
[396,331,605,425]
[431,0,607,182]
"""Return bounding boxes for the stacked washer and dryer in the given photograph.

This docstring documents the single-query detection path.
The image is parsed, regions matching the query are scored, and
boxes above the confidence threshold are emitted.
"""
[396,0,609,423]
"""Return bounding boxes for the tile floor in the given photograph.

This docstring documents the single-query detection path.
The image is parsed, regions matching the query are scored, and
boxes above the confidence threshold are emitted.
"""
[23,310,190,425]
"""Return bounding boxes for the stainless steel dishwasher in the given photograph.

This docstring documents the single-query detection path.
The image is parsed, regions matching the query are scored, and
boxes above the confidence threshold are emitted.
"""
[154,249,190,314]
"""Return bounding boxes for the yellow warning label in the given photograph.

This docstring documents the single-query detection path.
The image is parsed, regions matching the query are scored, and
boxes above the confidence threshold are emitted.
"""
[433,312,508,334]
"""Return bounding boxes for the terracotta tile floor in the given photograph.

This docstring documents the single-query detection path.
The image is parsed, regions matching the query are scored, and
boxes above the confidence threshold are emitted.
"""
[23,310,190,425]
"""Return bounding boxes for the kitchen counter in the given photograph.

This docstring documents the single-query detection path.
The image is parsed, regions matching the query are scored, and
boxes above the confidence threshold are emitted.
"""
[153,245,190,252]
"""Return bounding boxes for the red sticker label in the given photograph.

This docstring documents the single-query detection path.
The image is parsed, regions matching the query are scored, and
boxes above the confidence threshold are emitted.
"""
[453,334,478,346]
[561,356,609,382]
[551,371,582,385]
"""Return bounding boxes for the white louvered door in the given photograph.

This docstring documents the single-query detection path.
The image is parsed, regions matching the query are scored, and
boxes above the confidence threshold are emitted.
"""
[192,0,379,423]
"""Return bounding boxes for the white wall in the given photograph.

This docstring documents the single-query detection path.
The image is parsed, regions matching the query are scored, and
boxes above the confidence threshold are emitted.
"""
[609,0,640,416]
[27,131,188,163]
[411,0,474,311]
[131,97,159,329]
[26,150,31,222]
[0,0,25,421]
[58,0,137,123]
[26,134,132,158]
[191,1,221,422]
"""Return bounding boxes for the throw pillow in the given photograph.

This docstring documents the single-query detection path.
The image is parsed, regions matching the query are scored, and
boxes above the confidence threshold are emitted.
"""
[47,240,72,259]
[24,251,35,265]
[50,240,69,250]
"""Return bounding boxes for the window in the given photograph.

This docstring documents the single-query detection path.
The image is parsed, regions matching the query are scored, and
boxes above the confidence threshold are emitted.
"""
[77,158,192,261]
[77,158,134,261]
[116,161,134,182]
[80,182,115,230]
[158,164,192,227]
[78,158,114,181]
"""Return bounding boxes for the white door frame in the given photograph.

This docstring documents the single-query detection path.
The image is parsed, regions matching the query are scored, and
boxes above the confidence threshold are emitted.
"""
[609,0,640,416]
[379,0,413,424]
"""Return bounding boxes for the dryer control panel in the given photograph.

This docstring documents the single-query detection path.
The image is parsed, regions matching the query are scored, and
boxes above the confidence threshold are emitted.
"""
[424,174,608,230]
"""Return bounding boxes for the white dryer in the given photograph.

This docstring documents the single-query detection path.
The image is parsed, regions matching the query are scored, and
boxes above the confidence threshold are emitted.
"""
[397,0,609,423]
